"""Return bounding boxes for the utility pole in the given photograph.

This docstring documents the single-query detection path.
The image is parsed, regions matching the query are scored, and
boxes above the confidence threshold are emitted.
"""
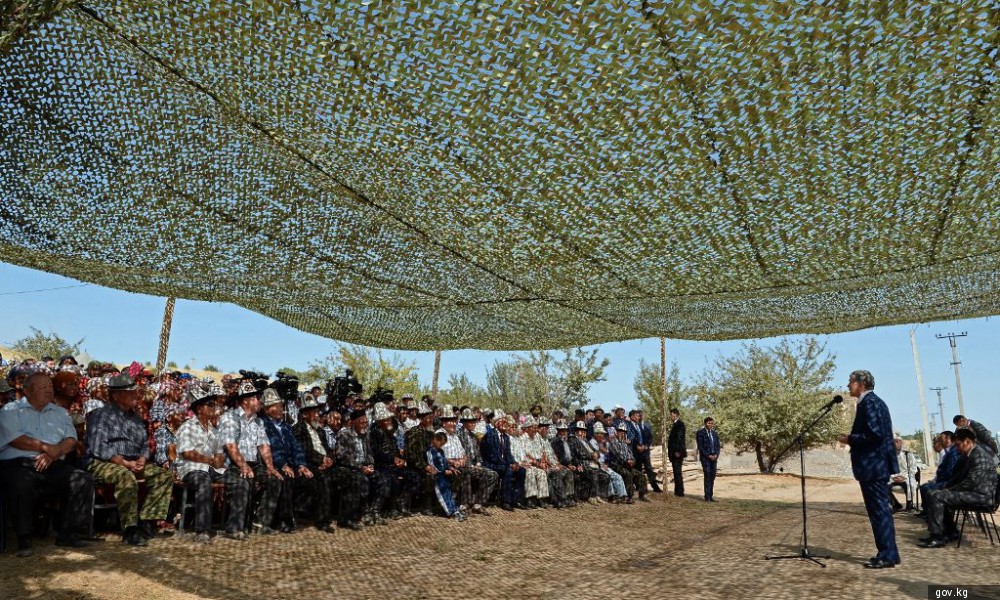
[929,386,948,433]
[935,332,967,417]
[909,329,935,467]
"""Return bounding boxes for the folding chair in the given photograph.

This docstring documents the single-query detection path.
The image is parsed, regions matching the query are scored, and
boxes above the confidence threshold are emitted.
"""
[956,479,1000,548]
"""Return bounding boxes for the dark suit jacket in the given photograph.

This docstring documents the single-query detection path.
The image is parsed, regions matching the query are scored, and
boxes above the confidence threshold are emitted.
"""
[847,391,899,482]
[551,435,576,467]
[668,419,687,458]
[480,428,514,471]
[947,444,1000,501]
[291,419,334,469]
[969,420,999,456]
[696,427,720,463]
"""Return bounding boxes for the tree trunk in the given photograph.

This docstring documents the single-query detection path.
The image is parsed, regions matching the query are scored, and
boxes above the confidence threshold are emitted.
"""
[755,441,768,473]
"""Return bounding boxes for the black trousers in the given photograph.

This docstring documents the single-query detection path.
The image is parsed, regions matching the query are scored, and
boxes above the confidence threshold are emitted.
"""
[225,462,283,531]
[181,470,225,533]
[332,467,369,524]
[670,456,685,496]
[637,450,661,491]
[297,467,337,526]
[0,458,94,537]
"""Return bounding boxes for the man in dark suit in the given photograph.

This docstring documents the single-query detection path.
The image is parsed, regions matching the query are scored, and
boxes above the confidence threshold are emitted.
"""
[919,427,1000,547]
[480,416,525,511]
[667,408,687,497]
[696,417,720,502]
[837,370,900,569]
[629,410,662,493]
[952,415,998,456]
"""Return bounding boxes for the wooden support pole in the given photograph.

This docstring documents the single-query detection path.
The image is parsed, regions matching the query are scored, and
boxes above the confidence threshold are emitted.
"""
[156,297,176,374]
[660,337,668,482]
[431,350,441,399]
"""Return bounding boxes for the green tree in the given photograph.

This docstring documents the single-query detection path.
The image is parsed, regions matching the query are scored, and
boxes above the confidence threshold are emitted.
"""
[10,327,84,360]
[690,338,850,473]
[437,372,491,408]
[634,359,686,442]
[305,344,422,399]
[485,349,610,414]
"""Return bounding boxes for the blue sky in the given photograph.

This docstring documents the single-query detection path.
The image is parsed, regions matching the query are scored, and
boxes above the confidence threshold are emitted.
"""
[2,260,996,436]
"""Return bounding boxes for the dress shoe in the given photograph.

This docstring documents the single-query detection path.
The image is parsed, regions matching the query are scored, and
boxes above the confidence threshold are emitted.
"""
[500,503,514,512]
[252,524,276,536]
[55,534,90,549]
[863,558,896,569]
[639,496,651,503]
[221,529,247,540]
[919,537,949,548]
[15,536,32,558]
[140,520,160,540]
[279,523,295,534]
[123,527,148,546]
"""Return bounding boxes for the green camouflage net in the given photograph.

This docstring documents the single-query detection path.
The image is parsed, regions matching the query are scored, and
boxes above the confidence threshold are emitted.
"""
[3,1,1000,350]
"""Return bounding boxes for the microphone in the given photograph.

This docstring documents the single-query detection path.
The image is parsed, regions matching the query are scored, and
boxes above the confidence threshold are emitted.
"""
[821,395,844,410]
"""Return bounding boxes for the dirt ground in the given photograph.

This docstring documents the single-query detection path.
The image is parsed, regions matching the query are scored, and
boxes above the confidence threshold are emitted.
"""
[2,473,999,600]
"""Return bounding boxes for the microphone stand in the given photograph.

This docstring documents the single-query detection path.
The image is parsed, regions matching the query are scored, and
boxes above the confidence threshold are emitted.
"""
[764,401,837,567]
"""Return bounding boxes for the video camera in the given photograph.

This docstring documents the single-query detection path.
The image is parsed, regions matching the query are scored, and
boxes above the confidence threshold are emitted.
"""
[325,369,362,412]
[271,371,301,403]
[368,387,394,406]
[238,369,269,391]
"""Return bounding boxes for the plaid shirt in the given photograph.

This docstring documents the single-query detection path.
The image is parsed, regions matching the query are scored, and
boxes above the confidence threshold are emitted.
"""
[335,427,373,470]
[175,418,222,479]
[218,407,269,465]
[458,427,483,466]
[607,437,636,469]
[439,429,466,461]
[86,403,150,462]
[153,425,177,467]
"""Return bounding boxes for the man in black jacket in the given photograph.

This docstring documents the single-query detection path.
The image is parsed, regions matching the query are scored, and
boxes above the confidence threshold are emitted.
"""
[919,428,1000,548]
[667,408,687,497]
[952,415,998,456]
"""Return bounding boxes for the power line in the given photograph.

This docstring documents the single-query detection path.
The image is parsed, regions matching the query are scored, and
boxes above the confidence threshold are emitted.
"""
[0,284,90,296]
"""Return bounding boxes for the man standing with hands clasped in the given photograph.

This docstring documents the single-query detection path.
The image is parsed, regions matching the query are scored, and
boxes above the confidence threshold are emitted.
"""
[696,417,720,502]
[838,370,900,569]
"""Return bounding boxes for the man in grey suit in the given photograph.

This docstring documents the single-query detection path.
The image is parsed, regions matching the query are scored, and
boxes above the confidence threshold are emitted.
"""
[919,427,1000,548]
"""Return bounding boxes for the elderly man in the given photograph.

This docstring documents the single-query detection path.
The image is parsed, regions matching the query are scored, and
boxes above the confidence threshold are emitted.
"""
[0,373,93,556]
[919,428,1000,548]
[174,385,225,543]
[405,403,438,516]
[217,380,284,538]
[837,370,900,569]
[336,409,391,526]
[569,420,606,504]
[889,437,919,512]
[480,415,526,511]
[536,418,574,508]
[292,394,338,533]
[85,373,173,546]
[608,421,648,503]
[434,406,474,512]
[261,388,313,533]
[371,402,419,519]
[518,417,550,509]
[457,408,498,515]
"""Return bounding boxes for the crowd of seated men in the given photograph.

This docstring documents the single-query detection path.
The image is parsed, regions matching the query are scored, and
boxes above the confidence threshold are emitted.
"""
[0,356,663,557]
[914,424,999,548]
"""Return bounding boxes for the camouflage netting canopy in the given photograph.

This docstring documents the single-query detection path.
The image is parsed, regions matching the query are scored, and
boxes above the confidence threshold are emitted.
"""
[3,1,1000,350]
